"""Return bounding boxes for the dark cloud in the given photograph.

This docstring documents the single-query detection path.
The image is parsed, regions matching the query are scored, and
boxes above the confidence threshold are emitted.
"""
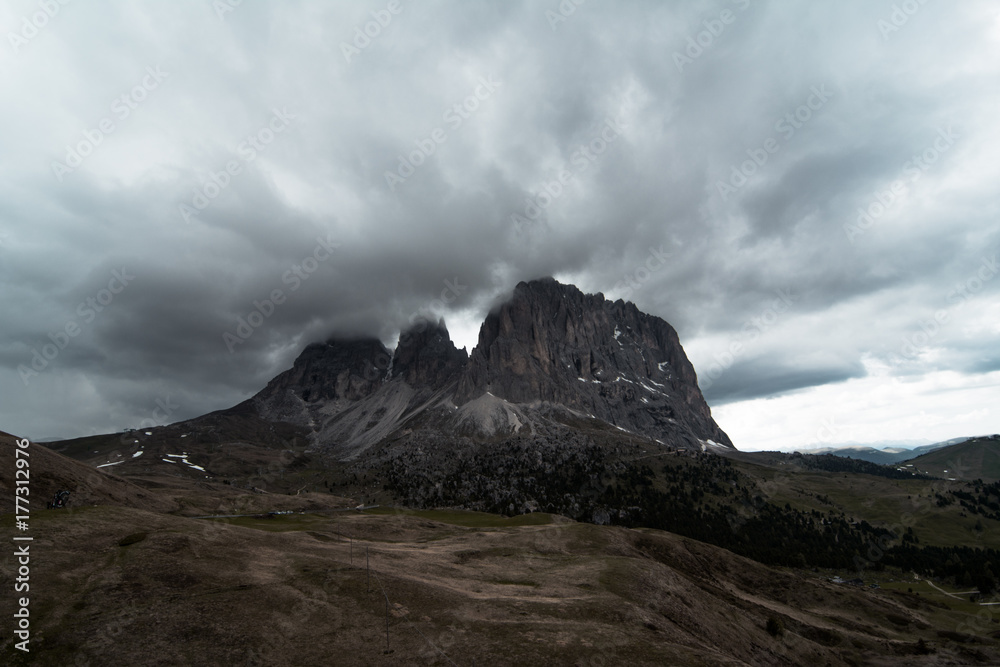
[701,358,867,405]
[0,0,997,446]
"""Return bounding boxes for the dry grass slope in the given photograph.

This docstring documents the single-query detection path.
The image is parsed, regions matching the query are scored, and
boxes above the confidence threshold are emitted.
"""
[4,432,999,665]
[2,505,998,665]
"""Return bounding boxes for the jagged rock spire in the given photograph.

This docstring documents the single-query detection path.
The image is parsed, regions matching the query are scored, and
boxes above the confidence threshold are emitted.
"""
[392,317,468,390]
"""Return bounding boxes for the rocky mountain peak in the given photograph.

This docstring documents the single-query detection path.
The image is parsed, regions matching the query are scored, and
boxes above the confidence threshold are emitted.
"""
[244,276,732,454]
[290,337,392,403]
[456,277,732,448]
[248,336,391,425]
[392,317,468,390]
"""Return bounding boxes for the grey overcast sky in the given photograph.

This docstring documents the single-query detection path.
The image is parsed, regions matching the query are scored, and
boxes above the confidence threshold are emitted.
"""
[1,0,998,451]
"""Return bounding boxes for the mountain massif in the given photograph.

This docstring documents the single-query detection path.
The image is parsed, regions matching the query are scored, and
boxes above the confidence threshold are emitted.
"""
[240,277,731,463]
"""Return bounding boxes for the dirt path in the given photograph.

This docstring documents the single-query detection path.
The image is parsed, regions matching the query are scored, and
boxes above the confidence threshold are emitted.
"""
[913,574,986,601]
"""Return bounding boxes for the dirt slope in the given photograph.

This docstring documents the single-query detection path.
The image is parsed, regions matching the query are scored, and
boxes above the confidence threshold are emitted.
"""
[0,431,177,513]
[2,505,997,666]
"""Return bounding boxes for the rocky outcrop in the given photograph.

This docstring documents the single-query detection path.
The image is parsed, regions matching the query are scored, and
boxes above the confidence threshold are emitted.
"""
[455,277,732,448]
[391,318,468,390]
[248,328,466,458]
[250,338,392,426]
[245,276,733,455]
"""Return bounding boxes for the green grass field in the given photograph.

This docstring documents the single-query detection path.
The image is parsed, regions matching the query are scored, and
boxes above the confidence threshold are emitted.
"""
[735,463,1000,550]
[904,438,1000,482]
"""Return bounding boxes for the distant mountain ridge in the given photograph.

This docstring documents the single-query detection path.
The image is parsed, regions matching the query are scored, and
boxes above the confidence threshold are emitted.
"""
[237,277,733,459]
[796,437,977,465]
[796,435,992,465]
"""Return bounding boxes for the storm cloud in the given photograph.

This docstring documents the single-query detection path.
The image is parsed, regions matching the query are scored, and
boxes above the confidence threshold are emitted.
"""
[1,0,997,449]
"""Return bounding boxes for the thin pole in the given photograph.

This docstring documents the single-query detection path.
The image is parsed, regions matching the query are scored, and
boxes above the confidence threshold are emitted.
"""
[350,537,353,565]
[366,546,370,592]
[385,597,390,650]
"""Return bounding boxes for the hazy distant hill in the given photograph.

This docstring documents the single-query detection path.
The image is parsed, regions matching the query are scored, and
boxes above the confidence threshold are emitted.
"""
[797,437,970,465]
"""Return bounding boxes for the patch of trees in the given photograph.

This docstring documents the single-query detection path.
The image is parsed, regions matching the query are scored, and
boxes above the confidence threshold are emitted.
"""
[799,454,935,480]
[378,440,892,570]
[373,437,998,592]
[882,544,1000,595]
[946,482,1000,521]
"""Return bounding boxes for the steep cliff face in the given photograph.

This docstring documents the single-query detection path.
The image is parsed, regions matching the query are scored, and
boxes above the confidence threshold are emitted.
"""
[455,277,732,448]
[247,327,467,459]
[245,277,732,455]
[251,338,391,426]
[391,318,468,390]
